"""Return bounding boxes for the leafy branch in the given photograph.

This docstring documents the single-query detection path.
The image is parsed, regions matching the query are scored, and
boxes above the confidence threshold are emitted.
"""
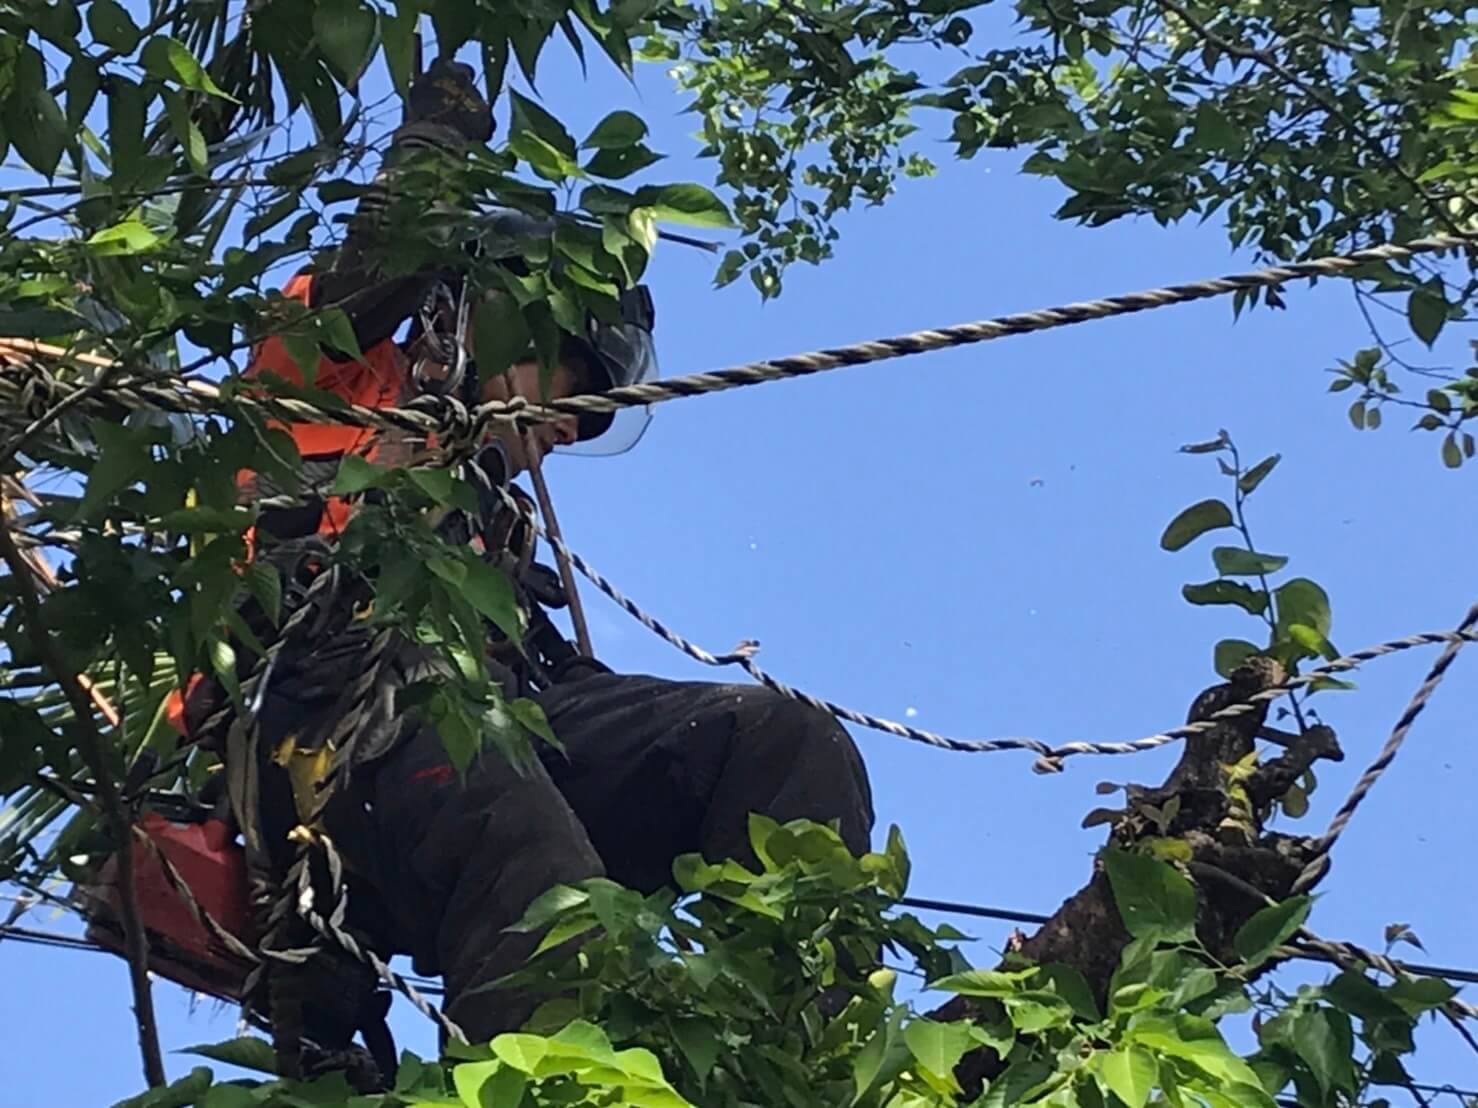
[0,511,164,1087]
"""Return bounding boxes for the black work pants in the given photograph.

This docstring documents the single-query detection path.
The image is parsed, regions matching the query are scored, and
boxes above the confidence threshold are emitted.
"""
[320,671,874,1042]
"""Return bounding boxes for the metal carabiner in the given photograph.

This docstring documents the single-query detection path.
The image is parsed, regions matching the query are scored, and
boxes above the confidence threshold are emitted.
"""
[410,278,471,397]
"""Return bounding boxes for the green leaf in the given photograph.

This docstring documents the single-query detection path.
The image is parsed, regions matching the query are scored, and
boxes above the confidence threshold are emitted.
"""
[473,294,534,381]
[491,1034,550,1073]
[509,698,558,747]
[634,183,734,228]
[1287,623,1339,662]
[671,1018,720,1084]
[163,90,207,174]
[1181,580,1268,615]
[460,557,523,643]
[107,75,147,184]
[1291,1007,1355,1095]
[1102,848,1197,942]
[1235,452,1282,493]
[80,423,151,518]
[1273,578,1331,638]
[510,89,577,158]
[1159,499,1234,551]
[318,306,363,362]
[583,110,648,149]
[1131,1015,1264,1092]
[140,36,236,99]
[1211,547,1287,576]
[1442,433,1463,468]
[64,56,101,127]
[88,0,142,53]
[1233,895,1312,967]
[453,1059,527,1107]
[930,968,1033,997]
[508,884,590,933]
[851,1023,890,1104]
[181,1037,278,1076]
[314,0,379,87]
[430,0,479,59]
[381,4,416,96]
[1386,975,1457,1015]
[243,561,282,627]
[1097,1046,1157,1108]
[331,454,385,494]
[1178,435,1227,454]
[1213,639,1259,678]
[1280,782,1309,818]
[586,143,664,180]
[903,1018,974,1080]
[1407,281,1447,347]
[3,79,68,179]
[1039,964,1099,1021]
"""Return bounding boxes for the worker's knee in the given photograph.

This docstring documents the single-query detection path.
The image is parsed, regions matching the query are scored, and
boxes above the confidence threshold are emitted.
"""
[727,684,860,760]
[721,685,874,845]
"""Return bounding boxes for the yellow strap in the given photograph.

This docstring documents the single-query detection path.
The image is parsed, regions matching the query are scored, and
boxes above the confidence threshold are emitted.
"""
[273,734,337,829]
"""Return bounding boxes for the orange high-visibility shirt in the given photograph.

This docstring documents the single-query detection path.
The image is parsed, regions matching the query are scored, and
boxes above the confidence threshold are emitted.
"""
[165,273,413,737]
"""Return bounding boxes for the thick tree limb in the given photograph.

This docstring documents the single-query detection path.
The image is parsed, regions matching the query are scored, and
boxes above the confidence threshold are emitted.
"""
[936,658,1346,1094]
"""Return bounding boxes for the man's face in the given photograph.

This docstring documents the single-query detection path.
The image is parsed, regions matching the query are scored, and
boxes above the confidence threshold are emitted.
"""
[481,359,587,474]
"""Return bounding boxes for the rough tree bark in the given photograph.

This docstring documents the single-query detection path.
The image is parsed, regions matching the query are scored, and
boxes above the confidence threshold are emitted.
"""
[935,657,1346,1094]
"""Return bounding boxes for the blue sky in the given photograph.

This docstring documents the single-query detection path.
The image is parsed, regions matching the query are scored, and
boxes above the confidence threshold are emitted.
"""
[3,9,1476,1104]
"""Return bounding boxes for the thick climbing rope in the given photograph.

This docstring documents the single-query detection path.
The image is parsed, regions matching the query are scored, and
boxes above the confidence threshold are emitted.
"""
[0,235,1469,454]
[493,484,1478,772]
[121,765,466,1044]
[1290,597,1478,895]
[290,833,468,1045]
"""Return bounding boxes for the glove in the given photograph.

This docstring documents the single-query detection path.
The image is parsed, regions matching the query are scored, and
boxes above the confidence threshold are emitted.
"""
[405,59,493,143]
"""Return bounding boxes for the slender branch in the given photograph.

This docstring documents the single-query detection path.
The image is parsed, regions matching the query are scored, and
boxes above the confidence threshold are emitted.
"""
[1225,440,1309,730]
[0,516,165,1087]
[44,7,177,96]
[2,478,123,726]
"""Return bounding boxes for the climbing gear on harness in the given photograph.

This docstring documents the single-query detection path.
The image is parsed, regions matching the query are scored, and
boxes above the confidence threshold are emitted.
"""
[409,278,473,400]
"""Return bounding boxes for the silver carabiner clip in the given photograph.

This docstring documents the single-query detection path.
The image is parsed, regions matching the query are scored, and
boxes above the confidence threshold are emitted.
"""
[411,279,471,397]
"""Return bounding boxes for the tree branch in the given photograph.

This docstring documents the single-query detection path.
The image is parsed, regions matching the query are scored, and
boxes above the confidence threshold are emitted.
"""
[1156,0,1468,243]
[935,659,1346,1094]
[0,515,166,1088]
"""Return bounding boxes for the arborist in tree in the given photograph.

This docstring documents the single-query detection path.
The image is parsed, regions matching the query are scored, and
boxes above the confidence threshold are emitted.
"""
[173,60,873,1076]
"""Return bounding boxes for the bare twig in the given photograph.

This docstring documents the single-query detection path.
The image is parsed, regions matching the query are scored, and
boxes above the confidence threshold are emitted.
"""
[0,516,165,1087]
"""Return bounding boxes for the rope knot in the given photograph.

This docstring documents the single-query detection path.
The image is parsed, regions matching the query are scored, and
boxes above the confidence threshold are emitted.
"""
[407,393,474,451]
